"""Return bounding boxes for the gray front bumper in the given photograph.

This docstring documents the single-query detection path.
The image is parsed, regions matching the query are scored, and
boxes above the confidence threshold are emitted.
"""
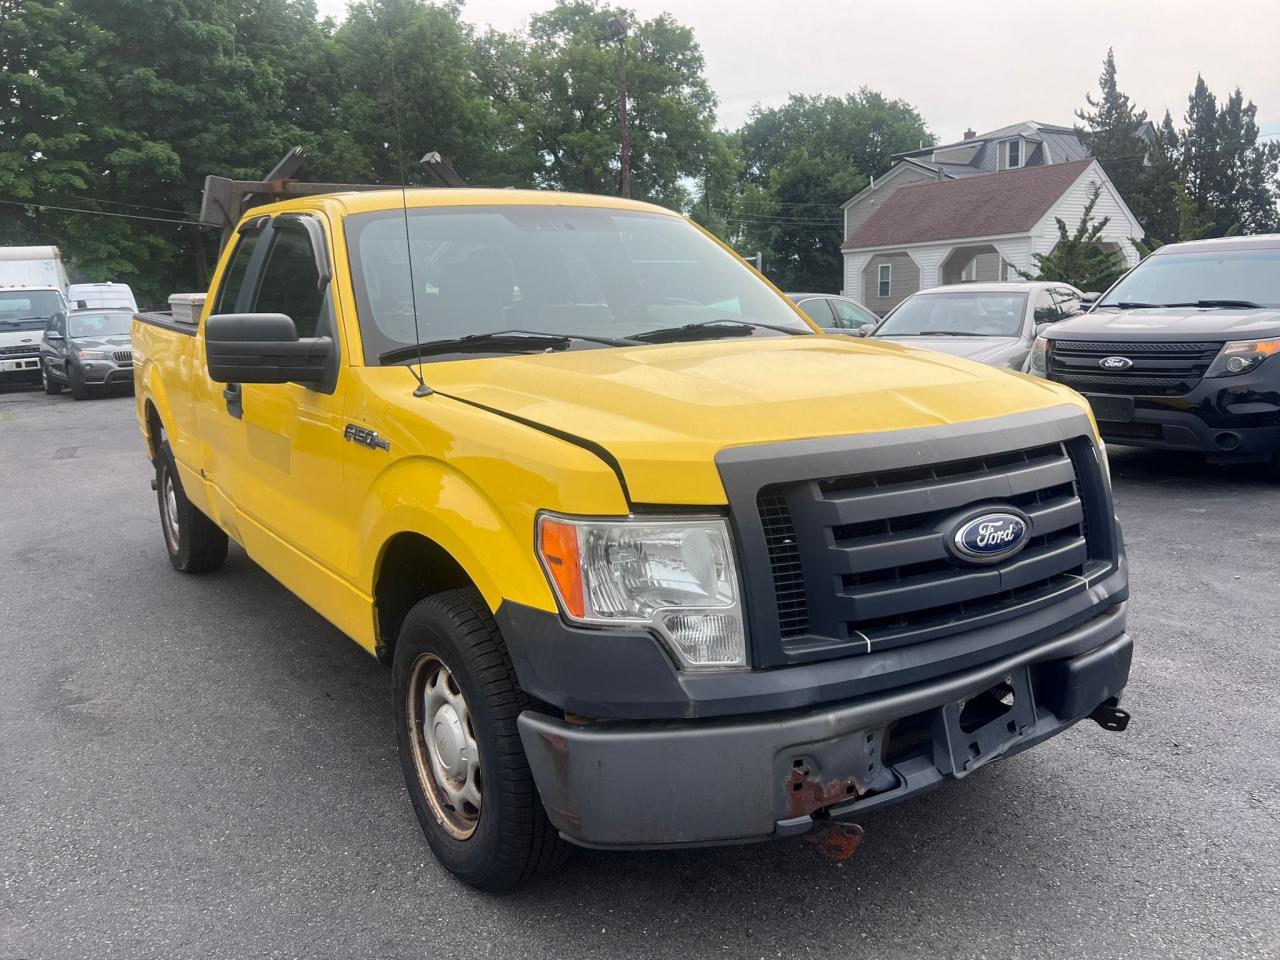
[518,604,1130,849]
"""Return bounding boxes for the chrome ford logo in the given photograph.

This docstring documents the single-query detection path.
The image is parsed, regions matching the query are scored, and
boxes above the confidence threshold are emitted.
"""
[1099,356,1133,370]
[953,512,1029,563]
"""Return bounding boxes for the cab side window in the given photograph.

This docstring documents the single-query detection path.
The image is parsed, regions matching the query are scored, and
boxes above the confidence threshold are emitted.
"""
[251,222,325,338]
[1053,288,1083,318]
[797,298,836,328]
[214,231,261,315]
[831,298,874,331]
[1031,289,1060,325]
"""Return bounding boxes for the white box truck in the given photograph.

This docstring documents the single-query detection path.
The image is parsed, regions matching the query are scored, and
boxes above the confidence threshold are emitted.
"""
[0,246,69,384]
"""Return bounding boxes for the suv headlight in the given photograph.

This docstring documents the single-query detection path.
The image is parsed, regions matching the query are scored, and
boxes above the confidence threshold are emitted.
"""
[76,349,112,360]
[1027,336,1050,375]
[536,513,746,670]
[1204,337,1280,378]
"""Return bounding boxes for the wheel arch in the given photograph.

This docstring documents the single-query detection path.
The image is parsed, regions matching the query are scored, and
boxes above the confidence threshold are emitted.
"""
[372,531,479,664]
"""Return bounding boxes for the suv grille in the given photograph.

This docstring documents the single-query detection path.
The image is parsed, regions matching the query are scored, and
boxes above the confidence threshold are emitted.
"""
[113,350,133,365]
[719,412,1119,668]
[0,344,40,358]
[1048,340,1221,396]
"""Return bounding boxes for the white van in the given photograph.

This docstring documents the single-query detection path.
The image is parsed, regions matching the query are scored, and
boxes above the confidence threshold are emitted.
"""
[68,282,138,312]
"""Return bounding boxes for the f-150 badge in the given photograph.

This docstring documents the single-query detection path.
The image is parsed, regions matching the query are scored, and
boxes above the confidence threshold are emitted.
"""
[344,424,390,452]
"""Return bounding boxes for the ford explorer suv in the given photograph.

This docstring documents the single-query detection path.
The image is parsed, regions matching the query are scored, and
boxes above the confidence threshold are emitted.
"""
[1028,234,1280,479]
[132,189,1132,890]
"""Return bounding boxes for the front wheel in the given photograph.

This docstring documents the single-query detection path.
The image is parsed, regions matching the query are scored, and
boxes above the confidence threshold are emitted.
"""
[393,589,567,890]
[42,364,63,395]
[155,441,228,573]
[68,366,90,400]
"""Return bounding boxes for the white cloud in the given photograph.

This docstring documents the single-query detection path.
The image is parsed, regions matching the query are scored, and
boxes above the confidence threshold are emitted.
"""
[316,0,1280,138]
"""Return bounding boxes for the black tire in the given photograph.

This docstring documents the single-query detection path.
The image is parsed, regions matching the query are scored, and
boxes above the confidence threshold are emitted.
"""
[393,589,568,891]
[155,441,228,573]
[68,367,90,401]
[42,364,62,395]
[1266,451,1280,483]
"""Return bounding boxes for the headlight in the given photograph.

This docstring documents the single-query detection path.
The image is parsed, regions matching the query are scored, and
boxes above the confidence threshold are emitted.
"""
[76,349,111,360]
[536,513,746,670]
[1028,336,1050,375]
[1204,337,1280,378]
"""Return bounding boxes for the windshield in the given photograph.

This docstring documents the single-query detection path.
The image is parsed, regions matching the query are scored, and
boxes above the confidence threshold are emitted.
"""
[873,291,1028,337]
[68,311,133,338]
[0,290,65,331]
[1099,247,1280,308]
[345,205,812,364]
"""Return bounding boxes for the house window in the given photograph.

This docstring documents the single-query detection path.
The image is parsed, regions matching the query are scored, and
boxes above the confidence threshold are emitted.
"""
[878,263,892,298]
[1005,139,1022,169]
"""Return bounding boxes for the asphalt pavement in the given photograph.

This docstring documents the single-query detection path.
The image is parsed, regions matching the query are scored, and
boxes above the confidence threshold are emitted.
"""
[3,384,1278,960]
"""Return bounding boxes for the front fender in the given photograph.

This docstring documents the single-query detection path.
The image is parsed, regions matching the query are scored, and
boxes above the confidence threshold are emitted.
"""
[356,455,559,616]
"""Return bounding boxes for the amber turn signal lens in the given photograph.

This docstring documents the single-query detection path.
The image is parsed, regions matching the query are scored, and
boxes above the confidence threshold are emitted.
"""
[537,516,584,618]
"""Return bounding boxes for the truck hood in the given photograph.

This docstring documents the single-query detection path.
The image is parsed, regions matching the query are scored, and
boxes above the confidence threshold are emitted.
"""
[424,336,1085,504]
[872,334,1024,365]
[1048,306,1280,342]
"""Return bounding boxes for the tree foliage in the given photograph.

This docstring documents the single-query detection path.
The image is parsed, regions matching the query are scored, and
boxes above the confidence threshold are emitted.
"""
[1017,185,1125,292]
[1076,54,1280,248]
[721,92,931,292]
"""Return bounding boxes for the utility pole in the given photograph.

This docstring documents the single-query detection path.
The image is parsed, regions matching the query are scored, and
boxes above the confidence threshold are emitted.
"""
[608,16,631,198]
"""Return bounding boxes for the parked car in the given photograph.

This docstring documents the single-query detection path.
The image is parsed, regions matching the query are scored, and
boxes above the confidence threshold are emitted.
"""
[1028,234,1280,479]
[41,307,135,399]
[870,282,1086,370]
[786,292,879,335]
[0,286,66,386]
[132,188,1131,890]
[68,281,138,312]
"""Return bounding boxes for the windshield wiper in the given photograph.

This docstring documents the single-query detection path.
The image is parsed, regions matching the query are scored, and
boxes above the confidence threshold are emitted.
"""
[914,330,987,336]
[627,318,807,343]
[1099,301,1162,310]
[1163,299,1264,309]
[0,316,50,326]
[379,329,637,364]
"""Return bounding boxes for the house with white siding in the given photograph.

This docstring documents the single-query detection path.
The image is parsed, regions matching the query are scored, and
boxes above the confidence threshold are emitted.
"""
[839,123,1144,314]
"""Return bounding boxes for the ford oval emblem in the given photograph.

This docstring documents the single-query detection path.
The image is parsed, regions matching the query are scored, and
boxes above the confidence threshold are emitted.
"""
[1099,356,1133,370]
[953,512,1029,563]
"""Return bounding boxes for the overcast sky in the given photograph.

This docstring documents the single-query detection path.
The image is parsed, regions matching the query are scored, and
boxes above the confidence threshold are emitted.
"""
[315,0,1280,142]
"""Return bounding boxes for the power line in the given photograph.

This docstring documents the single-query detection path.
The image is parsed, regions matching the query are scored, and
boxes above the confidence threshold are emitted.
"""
[67,194,190,215]
[0,198,203,226]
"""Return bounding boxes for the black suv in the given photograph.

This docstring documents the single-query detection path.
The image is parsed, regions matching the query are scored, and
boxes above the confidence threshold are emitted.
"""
[1028,234,1280,479]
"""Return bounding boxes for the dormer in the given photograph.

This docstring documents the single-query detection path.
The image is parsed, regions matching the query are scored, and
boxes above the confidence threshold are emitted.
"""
[998,137,1026,170]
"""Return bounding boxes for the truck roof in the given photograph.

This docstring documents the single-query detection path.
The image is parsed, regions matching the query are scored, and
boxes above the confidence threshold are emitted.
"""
[248,187,683,220]
[0,246,63,261]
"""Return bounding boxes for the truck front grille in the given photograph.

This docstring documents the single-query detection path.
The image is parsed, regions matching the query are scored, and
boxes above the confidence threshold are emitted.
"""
[0,344,39,358]
[1048,340,1221,396]
[719,410,1119,668]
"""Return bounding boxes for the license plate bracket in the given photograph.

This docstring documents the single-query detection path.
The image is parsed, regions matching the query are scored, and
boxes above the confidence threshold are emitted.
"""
[931,667,1037,778]
[1086,394,1134,423]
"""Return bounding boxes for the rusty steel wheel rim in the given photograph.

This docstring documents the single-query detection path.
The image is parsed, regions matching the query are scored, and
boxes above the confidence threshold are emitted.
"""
[161,470,180,553]
[406,652,482,840]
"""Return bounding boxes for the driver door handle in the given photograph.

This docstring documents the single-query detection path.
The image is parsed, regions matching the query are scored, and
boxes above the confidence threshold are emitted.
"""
[223,382,243,420]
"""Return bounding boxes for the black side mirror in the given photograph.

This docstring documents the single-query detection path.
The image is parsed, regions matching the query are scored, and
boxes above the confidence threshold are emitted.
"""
[45,329,64,341]
[205,313,332,385]
[1033,307,1058,323]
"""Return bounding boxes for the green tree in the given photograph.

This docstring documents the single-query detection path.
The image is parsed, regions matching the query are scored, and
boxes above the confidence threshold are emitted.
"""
[0,0,94,244]
[1133,183,1218,257]
[1076,49,1148,220]
[731,91,930,291]
[493,1,718,207]
[1017,185,1125,291]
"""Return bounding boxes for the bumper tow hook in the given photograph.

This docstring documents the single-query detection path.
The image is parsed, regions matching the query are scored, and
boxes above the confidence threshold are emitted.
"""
[804,822,865,862]
[1089,701,1131,732]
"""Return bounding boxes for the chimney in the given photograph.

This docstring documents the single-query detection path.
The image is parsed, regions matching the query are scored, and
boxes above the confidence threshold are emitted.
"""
[963,128,976,140]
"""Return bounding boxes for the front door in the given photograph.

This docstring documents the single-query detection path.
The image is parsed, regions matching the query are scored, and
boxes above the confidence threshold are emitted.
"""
[216,214,356,610]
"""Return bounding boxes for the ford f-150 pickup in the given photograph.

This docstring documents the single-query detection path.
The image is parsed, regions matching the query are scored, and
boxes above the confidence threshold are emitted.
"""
[133,188,1133,890]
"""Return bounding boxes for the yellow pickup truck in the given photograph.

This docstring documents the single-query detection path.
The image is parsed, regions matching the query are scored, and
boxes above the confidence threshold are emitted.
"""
[133,188,1132,890]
